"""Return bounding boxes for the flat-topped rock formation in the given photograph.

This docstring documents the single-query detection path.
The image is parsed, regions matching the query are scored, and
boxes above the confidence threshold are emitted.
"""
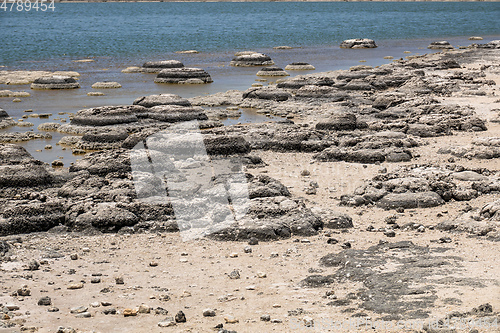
[31,76,80,90]
[230,52,275,67]
[141,60,184,73]
[428,41,454,49]
[154,67,213,84]
[133,93,192,107]
[256,66,289,77]
[340,38,377,49]
[285,62,316,70]
[91,81,122,89]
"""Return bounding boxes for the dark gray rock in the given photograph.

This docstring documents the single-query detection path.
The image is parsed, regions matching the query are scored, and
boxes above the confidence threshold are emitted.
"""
[377,192,445,209]
[38,296,52,306]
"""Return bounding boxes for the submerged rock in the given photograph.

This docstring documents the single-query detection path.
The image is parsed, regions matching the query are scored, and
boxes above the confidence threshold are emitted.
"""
[230,52,274,67]
[340,39,377,49]
[31,76,80,90]
[154,68,213,84]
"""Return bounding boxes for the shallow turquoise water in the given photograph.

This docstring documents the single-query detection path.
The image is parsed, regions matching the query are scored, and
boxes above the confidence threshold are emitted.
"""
[1,2,499,66]
[1,2,499,165]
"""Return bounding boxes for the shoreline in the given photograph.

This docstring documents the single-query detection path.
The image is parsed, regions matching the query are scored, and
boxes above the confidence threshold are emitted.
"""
[55,0,500,2]
[1,46,500,332]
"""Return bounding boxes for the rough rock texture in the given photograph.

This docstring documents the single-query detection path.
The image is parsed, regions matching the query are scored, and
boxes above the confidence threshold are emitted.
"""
[230,53,274,67]
[438,137,500,160]
[154,68,213,84]
[340,164,500,209]
[31,76,80,90]
[340,39,377,49]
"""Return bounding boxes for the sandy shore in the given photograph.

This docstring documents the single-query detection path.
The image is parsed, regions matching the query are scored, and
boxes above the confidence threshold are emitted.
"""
[1,46,500,333]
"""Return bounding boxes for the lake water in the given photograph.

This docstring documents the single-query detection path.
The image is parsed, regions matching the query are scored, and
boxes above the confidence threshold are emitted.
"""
[1,2,499,164]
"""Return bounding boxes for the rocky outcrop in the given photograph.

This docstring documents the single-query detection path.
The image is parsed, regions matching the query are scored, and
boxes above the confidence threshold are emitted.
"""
[31,76,80,90]
[438,137,500,160]
[340,39,377,49]
[340,165,499,209]
[230,52,274,67]
[154,68,213,84]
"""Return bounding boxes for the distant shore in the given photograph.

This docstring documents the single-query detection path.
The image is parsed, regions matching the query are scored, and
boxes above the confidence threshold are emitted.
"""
[56,0,500,3]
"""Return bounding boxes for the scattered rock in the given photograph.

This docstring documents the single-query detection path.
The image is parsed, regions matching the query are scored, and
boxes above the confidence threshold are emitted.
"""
[340,39,377,49]
[31,76,80,90]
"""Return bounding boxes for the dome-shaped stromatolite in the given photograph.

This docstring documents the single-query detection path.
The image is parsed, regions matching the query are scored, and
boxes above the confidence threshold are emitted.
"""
[428,41,454,50]
[340,39,377,49]
[133,94,192,108]
[77,129,130,150]
[141,60,184,73]
[70,105,145,127]
[154,68,213,84]
[136,105,208,123]
[0,109,9,119]
[31,76,80,90]
[285,62,316,71]
[230,52,275,67]
[256,67,290,77]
